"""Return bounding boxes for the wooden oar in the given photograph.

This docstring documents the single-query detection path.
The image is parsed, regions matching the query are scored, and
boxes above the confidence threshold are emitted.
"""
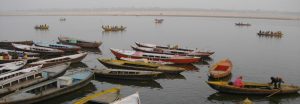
[266,89,281,98]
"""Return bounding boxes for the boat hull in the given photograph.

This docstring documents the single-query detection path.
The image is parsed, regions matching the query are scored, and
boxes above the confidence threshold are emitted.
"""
[58,37,102,48]
[110,49,200,64]
[27,53,87,68]
[0,69,93,104]
[131,45,211,57]
[93,72,159,80]
[209,59,232,79]
[207,81,300,95]
[98,59,184,74]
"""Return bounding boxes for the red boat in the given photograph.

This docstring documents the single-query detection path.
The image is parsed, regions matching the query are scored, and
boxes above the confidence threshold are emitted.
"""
[110,48,200,64]
[135,42,214,56]
[131,45,211,57]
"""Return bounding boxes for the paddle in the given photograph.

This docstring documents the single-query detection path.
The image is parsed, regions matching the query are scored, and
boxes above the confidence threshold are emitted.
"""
[266,89,281,98]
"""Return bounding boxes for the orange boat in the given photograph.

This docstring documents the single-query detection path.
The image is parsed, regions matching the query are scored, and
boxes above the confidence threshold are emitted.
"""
[209,58,232,78]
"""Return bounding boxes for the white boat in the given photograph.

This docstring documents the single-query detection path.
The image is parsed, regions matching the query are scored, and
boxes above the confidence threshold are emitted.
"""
[0,62,70,95]
[28,52,88,67]
[0,68,93,104]
[120,57,174,65]
[111,92,141,104]
[12,43,64,55]
[0,60,27,75]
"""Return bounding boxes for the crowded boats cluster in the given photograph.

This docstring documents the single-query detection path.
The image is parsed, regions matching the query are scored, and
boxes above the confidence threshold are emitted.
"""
[0,18,297,104]
[0,34,299,103]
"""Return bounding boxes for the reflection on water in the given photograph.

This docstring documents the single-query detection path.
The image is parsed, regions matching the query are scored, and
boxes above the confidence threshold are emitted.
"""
[40,83,97,104]
[95,77,163,89]
[81,48,102,54]
[102,30,126,35]
[207,92,300,104]
[258,35,282,39]
[157,73,186,80]
[208,74,233,82]
[172,64,200,71]
[201,57,213,62]
[69,62,89,69]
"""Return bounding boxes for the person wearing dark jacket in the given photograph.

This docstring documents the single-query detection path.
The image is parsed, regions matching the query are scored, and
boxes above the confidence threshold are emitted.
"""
[269,76,284,89]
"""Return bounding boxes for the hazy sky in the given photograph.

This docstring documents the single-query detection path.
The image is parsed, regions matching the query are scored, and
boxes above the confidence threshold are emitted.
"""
[0,0,299,12]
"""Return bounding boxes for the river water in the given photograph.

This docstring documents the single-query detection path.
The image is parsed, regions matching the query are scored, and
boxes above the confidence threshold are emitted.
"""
[0,16,300,104]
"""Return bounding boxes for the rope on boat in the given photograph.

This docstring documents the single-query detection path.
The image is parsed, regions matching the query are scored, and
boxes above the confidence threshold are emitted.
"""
[266,89,281,98]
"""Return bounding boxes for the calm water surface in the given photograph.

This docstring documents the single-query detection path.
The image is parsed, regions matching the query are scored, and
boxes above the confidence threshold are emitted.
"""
[0,16,300,104]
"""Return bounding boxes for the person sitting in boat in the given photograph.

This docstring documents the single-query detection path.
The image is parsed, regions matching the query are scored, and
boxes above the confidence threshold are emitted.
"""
[234,76,244,88]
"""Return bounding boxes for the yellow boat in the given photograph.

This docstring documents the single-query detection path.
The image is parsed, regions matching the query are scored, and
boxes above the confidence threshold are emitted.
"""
[74,88,120,104]
[207,81,300,95]
[98,58,185,74]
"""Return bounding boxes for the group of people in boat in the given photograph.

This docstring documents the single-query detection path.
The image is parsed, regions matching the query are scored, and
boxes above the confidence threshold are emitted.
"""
[235,22,251,26]
[258,30,283,36]
[232,76,284,89]
[35,24,49,29]
[155,19,164,23]
[102,25,126,31]
[0,51,28,60]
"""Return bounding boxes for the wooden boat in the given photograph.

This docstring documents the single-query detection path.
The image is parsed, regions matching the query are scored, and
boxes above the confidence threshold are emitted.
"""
[91,68,162,80]
[28,52,88,67]
[235,22,251,26]
[102,25,126,31]
[110,48,200,64]
[74,87,120,104]
[0,60,27,75]
[111,92,140,104]
[58,36,102,48]
[12,43,64,55]
[120,57,174,65]
[209,58,232,78]
[0,40,33,49]
[0,68,93,104]
[34,41,81,52]
[131,45,212,57]
[257,31,283,36]
[34,24,49,29]
[207,81,300,95]
[0,62,70,96]
[0,49,40,57]
[155,19,164,23]
[60,18,66,21]
[135,42,214,56]
[0,52,39,64]
[98,58,185,74]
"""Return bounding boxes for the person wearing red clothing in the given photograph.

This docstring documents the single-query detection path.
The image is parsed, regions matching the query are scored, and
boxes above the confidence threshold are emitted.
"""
[234,76,244,88]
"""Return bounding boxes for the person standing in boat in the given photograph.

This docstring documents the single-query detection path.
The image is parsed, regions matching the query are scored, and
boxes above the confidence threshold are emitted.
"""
[276,77,284,88]
[234,76,244,88]
[269,76,284,89]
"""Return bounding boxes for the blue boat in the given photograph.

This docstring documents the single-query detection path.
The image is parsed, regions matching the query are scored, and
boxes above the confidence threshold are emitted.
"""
[34,41,81,52]
[0,68,93,104]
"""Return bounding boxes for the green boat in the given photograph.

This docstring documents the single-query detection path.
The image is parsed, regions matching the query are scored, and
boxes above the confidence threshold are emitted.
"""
[97,58,185,74]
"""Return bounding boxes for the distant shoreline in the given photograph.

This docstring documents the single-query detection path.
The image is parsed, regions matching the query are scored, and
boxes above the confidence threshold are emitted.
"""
[1,9,299,20]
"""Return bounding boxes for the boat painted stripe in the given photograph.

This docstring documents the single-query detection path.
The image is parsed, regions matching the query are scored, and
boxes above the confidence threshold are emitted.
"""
[74,88,120,104]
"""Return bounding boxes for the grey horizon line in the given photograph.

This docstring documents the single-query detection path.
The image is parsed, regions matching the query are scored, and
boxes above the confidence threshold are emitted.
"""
[1,7,300,14]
